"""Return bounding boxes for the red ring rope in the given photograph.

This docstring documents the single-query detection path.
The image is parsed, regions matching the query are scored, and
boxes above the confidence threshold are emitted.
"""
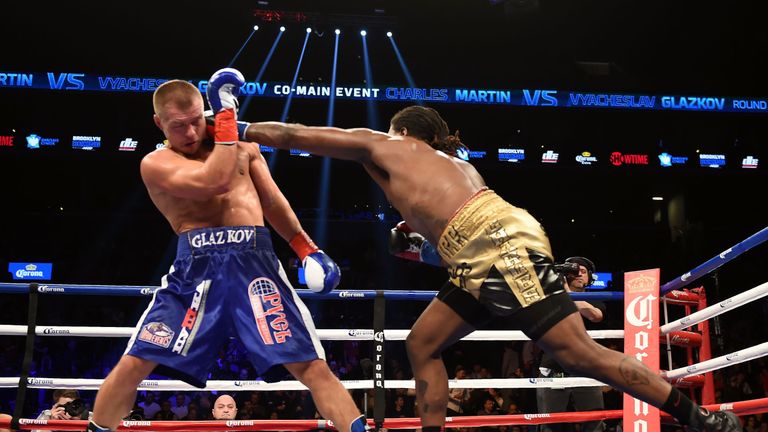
[4,397,767,431]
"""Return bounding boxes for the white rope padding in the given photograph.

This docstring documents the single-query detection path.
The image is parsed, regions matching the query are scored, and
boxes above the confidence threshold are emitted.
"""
[0,377,606,391]
[661,281,768,334]
[0,325,624,341]
[663,341,768,379]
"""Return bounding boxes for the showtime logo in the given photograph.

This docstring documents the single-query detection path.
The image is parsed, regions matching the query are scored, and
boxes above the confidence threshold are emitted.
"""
[610,152,649,166]
[0,135,14,147]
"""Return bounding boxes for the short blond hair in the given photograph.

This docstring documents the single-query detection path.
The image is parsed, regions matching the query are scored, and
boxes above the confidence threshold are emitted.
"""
[153,80,202,117]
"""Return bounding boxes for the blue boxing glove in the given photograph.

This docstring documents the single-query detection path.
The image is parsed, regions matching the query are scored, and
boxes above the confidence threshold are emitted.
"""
[206,68,246,145]
[290,231,341,293]
[206,67,245,113]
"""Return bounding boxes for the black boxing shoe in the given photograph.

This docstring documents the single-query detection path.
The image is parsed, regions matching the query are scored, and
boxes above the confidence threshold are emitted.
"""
[86,420,112,432]
[687,409,741,432]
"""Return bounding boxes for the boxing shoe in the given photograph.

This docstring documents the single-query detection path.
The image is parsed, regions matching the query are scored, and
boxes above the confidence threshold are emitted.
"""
[687,409,741,432]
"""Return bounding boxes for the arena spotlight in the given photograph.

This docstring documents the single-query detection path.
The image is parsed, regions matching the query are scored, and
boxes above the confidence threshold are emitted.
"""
[334,29,341,35]
[238,28,285,117]
[228,25,260,67]
[280,26,286,32]
[315,26,341,247]
[360,30,367,36]
[386,31,393,37]
[270,27,310,170]
[388,31,420,105]
[306,27,312,33]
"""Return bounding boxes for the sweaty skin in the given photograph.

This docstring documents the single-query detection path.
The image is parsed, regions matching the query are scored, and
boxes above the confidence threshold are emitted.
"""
[92,95,365,432]
[241,121,680,430]
[243,123,486,245]
[140,98,302,238]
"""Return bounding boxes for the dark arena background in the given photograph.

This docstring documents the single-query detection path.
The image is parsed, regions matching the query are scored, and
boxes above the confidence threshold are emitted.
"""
[1,0,767,430]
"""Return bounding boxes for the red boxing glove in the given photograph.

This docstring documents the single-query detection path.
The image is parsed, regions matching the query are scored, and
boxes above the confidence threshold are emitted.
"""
[205,110,250,142]
[213,108,238,145]
[290,231,341,293]
[289,230,319,261]
[389,221,442,266]
[389,221,422,262]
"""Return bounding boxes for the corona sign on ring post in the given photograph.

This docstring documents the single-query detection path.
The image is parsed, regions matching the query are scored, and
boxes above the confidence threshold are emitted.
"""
[624,269,661,432]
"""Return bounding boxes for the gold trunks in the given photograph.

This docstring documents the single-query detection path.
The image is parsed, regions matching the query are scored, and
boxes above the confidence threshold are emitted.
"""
[437,188,553,308]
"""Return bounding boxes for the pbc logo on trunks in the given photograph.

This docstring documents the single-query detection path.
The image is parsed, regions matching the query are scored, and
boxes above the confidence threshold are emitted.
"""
[248,278,292,345]
[139,322,175,348]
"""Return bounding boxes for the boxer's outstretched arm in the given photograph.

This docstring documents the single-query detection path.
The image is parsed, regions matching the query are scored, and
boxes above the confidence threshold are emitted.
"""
[245,122,394,162]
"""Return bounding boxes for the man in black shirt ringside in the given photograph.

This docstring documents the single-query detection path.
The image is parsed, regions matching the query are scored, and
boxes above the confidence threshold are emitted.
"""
[537,257,606,432]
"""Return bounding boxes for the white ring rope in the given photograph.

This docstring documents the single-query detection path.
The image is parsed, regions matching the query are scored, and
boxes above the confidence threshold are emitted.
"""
[4,280,764,398]
[661,281,768,334]
[6,339,762,392]
[663,341,768,380]
[0,377,607,392]
[0,326,624,341]
[7,339,764,393]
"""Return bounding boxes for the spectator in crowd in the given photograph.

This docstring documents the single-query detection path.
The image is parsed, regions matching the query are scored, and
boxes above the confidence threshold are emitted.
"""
[478,397,500,416]
[744,416,760,432]
[138,392,161,420]
[477,398,501,432]
[537,257,606,432]
[248,392,268,419]
[212,395,237,420]
[724,371,754,401]
[447,367,471,416]
[182,403,200,421]
[153,400,177,420]
[33,389,92,432]
[170,394,188,419]
[387,395,414,419]
[0,413,11,432]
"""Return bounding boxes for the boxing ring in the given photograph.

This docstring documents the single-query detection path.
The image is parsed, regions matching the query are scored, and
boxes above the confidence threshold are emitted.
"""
[1,226,767,431]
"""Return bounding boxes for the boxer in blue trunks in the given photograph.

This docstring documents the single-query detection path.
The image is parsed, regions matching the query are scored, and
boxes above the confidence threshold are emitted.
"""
[88,69,368,432]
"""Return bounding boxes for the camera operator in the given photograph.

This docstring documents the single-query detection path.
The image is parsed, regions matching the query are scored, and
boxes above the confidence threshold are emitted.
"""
[33,389,92,432]
[536,257,607,432]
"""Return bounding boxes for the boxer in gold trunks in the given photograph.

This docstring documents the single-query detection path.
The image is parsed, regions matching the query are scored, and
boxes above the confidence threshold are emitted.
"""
[238,106,740,432]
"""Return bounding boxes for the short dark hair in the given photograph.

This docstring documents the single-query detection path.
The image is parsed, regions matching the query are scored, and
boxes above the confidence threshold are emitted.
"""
[53,389,80,404]
[390,106,466,157]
